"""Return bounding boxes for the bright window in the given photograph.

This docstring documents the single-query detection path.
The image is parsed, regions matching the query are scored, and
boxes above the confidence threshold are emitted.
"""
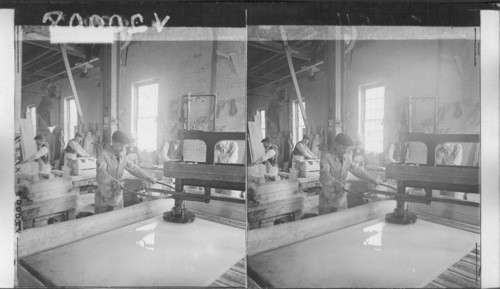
[27,105,36,134]
[360,84,384,153]
[64,97,78,144]
[257,108,266,138]
[132,80,158,152]
[292,100,306,145]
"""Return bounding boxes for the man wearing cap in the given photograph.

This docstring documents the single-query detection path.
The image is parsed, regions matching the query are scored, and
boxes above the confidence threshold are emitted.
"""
[319,133,379,214]
[291,135,318,170]
[23,134,52,174]
[252,137,279,175]
[65,132,91,165]
[95,131,157,214]
[352,140,365,166]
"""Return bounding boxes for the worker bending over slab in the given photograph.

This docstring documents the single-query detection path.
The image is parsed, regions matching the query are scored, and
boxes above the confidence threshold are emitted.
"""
[291,135,318,170]
[95,131,156,214]
[319,133,379,214]
[23,134,52,174]
[252,137,279,176]
[435,142,463,198]
[65,132,91,165]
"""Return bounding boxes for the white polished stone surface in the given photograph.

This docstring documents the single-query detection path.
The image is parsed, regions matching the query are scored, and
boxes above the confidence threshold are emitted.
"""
[249,218,479,288]
[22,216,245,287]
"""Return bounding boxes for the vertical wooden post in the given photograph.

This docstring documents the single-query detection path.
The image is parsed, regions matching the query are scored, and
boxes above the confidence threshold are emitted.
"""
[61,44,85,125]
[326,38,335,143]
[280,26,307,127]
[15,26,23,121]
[334,27,344,134]
[110,42,119,133]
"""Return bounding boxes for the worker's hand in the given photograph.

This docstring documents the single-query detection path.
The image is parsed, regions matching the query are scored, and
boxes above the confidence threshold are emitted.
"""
[147,177,157,184]
[368,179,380,189]
[333,182,343,192]
[111,179,122,191]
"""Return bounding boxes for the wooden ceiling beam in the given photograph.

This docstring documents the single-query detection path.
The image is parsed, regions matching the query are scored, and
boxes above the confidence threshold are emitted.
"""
[25,41,86,59]
[249,41,311,62]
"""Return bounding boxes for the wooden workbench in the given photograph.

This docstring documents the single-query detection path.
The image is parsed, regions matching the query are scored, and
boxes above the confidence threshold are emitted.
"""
[17,199,246,287]
[71,174,97,188]
[247,200,480,288]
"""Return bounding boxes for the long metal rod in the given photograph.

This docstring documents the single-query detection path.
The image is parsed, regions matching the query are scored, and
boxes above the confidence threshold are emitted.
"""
[146,187,245,204]
[248,61,324,93]
[369,189,480,207]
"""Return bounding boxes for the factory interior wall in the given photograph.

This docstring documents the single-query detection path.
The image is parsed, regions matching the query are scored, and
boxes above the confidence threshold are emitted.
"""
[345,39,480,166]
[119,41,247,165]
[21,67,103,138]
[247,71,328,165]
[248,39,480,167]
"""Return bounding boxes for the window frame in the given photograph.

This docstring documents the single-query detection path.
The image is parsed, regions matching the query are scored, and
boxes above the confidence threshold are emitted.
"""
[26,104,36,135]
[257,107,266,139]
[359,82,385,154]
[64,96,78,144]
[131,78,159,152]
[292,100,306,145]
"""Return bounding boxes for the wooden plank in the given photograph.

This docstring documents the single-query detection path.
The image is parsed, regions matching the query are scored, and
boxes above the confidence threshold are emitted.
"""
[247,200,396,256]
[17,263,46,288]
[247,184,300,203]
[163,163,245,183]
[299,171,320,178]
[248,120,265,163]
[281,26,307,125]
[17,199,172,257]
[438,270,478,288]
[248,193,304,210]
[248,197,304,223]
[213,265,246,287]
[22,178,72,193]
[186,199,246,223]
[386,164,478,185]
[248,41,312,61]
[19,119,37,160]
[25,40,85,58]
[298,160,320,172]
[253,180,299,195]
[60,44,85,124]
[22,200,77,230]
[411,202,480,228]
[25,188,75,202]
[21,194,77,211]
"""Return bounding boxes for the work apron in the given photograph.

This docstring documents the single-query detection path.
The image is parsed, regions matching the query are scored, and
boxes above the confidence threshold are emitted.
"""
[319,184,347,214]
[290,155,304,170]
[38,159,52,175]
[95,183,124,214]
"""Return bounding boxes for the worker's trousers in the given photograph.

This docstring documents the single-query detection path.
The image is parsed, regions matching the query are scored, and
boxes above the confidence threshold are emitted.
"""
[318,185,347,215]
[94,190,124,214]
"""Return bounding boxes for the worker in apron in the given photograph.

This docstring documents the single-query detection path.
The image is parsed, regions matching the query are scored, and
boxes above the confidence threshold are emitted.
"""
[319,133,379,215]
[215,140,241,198]
[126,138,139,164]
[95,131,156,214]
[252,137,279,176]
[435,142,463,198]
[351,140,365,166]
[291,135,318,170]
[65,132,90,165]
[23,134,52,175]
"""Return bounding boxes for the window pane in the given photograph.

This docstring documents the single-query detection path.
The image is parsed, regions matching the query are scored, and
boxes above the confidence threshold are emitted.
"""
[138,83,158,117]
[134,82,159,152]
[364,86,384,153]
[137,116,157,152]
